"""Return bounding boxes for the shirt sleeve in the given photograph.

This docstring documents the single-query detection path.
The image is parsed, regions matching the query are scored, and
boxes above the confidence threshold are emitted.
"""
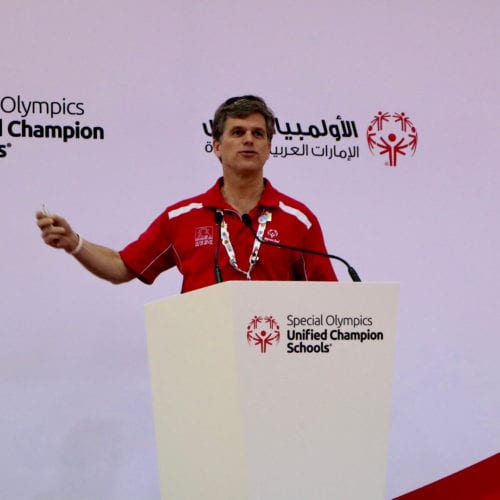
[298,213,338,282]
[119,211,176,284]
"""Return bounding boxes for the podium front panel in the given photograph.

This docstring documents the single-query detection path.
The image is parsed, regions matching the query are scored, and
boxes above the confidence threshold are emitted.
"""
[146,281,399,500]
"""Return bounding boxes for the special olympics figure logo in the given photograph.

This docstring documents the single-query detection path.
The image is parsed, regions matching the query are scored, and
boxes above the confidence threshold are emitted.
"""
[246,315,280,353]
[367,112,418,167]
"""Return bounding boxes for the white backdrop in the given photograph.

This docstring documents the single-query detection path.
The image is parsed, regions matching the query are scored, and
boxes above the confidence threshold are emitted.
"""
[1,1,499,498]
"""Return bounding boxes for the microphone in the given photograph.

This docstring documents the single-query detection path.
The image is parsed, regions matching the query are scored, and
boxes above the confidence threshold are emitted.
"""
[214,210,224,283]
[241,214,361,282]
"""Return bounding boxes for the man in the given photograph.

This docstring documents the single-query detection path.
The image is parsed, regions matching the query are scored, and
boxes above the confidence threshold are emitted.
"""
[36,95,337,292]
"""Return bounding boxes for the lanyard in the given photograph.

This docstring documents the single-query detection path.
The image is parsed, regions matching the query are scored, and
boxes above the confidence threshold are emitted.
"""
[219,210,271,280]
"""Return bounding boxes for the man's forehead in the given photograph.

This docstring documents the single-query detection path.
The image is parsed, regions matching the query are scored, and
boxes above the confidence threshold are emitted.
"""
[224,113,266,130]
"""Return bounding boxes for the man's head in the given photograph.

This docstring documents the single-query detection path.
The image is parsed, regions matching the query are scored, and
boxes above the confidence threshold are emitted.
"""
[212,95,276,142]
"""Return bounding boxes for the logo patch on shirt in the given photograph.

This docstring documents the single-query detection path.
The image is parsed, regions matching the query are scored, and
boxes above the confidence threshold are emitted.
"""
[194,226,214,247]
[264,227,280,244]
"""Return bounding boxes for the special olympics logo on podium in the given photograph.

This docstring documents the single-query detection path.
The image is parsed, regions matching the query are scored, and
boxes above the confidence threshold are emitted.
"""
[367,112,418,167]
[246,315,281,353]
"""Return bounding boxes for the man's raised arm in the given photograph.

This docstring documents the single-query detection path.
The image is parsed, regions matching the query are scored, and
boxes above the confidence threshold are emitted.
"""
[36,211,135,284]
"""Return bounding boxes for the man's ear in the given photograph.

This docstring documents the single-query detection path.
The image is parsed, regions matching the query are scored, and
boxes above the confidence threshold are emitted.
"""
[266,141,272,159]
[213,139,221,159]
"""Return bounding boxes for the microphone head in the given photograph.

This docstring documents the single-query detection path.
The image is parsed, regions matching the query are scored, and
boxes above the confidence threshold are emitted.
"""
[214,210,224,225]
[241,214,252,227]
[348,267,362,282]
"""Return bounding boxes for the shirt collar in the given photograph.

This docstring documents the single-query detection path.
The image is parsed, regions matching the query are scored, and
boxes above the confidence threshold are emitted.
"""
[201,177,280,210]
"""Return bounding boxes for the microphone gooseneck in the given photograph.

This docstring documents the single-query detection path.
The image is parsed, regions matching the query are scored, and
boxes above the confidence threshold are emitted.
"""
[214,210,224,283]
[241,214,361,282]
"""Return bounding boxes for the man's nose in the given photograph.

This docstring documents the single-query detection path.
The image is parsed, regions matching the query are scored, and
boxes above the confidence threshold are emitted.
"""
[242,131,254,143]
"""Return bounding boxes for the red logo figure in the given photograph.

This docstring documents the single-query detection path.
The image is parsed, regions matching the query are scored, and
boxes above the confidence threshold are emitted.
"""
[367,112,418,167]
[246,315,281,353]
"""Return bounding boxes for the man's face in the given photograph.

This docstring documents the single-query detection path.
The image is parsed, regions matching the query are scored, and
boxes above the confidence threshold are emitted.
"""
[213,113,271,175]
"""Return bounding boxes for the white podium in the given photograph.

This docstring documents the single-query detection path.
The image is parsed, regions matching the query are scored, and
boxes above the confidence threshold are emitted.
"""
[145,281,399,500]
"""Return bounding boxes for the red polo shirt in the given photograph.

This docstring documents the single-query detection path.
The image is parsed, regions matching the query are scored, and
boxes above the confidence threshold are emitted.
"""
[119,179,337,293]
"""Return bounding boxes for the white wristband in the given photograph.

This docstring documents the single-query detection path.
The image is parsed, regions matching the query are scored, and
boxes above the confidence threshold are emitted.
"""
[70,234,84,255]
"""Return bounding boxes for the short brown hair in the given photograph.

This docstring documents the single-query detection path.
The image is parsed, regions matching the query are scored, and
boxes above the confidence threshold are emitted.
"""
[212,95,275,142]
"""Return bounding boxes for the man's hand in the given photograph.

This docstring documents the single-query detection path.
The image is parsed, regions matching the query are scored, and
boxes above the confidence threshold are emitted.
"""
[36,211,80,253]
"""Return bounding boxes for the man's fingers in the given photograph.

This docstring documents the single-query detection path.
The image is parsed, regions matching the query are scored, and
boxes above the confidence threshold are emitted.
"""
[42,225,66,238]
[44,234,61,247]
[37,214,55,229]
